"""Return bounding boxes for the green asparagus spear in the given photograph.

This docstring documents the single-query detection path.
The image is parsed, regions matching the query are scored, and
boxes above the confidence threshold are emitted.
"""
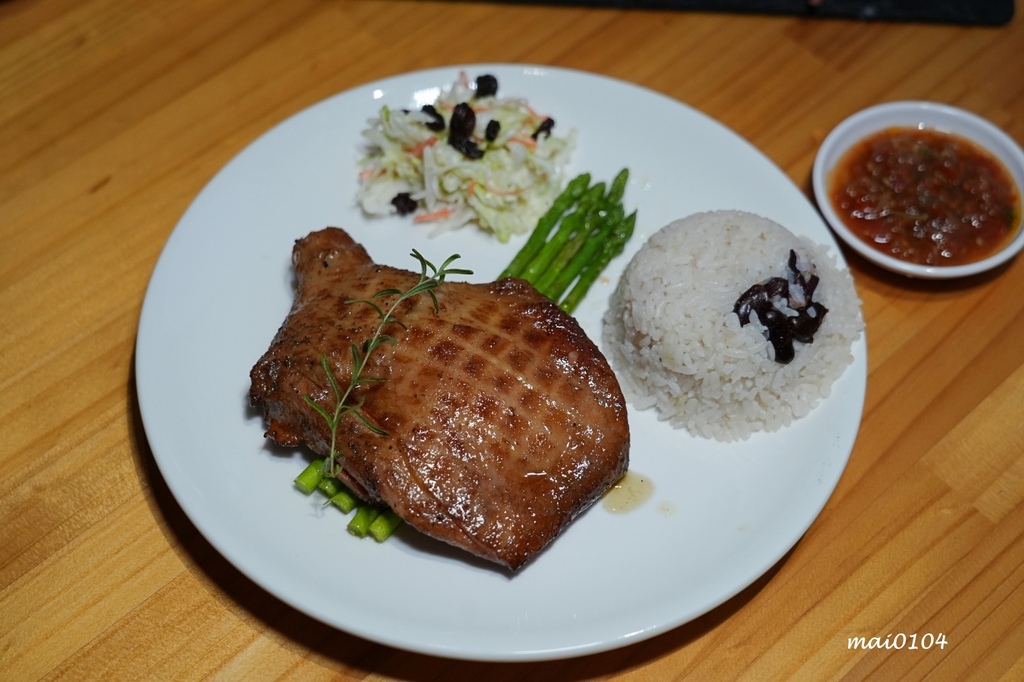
[534,203,603,294]
[604,168,629,206]
[545,202,625,301]
[520,182,605,284]
[347,505,381,537]
[294,458,326,495]
[368,509,405,542]
[536,168,629,297]
[499,173,591,279]
[316,475,342,497]
[327,486,361,514]
[560,210,636,314]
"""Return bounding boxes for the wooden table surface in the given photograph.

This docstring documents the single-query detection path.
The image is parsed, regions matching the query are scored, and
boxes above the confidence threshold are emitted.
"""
[4,1,1024,679]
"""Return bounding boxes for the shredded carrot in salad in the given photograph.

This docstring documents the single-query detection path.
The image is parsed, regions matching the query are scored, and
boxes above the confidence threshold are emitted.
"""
[404,136,438,157]
[413,207,457,223]
[355,72,575,242]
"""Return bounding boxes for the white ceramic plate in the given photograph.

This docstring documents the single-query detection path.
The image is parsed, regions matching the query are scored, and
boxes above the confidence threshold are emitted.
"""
[136,64,867,662]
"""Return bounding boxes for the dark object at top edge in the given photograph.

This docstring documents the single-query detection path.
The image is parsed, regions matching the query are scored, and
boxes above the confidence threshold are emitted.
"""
[489,0,1015,26]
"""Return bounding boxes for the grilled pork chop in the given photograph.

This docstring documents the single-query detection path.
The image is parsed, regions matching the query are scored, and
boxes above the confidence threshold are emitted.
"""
[249,227,629,571]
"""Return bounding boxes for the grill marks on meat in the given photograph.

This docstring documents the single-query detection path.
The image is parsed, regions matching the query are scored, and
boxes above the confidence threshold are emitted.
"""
[249,228,629,570]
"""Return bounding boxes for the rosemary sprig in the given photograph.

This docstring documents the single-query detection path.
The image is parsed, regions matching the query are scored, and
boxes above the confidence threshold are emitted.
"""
[303,250,472,477]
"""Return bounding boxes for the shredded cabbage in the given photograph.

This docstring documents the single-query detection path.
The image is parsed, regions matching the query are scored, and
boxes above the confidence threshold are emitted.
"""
[356,72,576,242]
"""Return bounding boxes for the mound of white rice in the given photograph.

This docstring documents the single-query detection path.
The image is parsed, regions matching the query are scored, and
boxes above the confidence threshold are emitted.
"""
[602,210,864,442]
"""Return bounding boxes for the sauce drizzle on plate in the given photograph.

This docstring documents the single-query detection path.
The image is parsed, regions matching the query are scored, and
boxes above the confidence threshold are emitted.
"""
[602,471,654,513]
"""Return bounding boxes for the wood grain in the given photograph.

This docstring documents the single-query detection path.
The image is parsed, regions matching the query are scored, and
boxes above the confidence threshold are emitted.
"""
[3,1,1023,679]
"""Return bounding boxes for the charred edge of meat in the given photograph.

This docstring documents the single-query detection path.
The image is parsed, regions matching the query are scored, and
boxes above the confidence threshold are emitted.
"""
[733,249,829,364]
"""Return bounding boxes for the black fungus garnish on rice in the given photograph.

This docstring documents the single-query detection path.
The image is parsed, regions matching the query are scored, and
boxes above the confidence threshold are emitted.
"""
[734,249,829,364]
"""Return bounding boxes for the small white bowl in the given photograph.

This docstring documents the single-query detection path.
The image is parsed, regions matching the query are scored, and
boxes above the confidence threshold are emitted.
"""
[812,101,1024,279]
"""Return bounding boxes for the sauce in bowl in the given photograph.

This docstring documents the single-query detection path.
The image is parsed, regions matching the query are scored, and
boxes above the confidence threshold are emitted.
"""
[828,127,1021,267]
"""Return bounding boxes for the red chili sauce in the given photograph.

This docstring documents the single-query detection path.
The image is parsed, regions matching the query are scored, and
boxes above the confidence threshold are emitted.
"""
[828,127,1021,266]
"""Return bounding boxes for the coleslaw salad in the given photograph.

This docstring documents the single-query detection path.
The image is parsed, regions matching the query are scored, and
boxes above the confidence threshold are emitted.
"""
[356,71,576,242]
